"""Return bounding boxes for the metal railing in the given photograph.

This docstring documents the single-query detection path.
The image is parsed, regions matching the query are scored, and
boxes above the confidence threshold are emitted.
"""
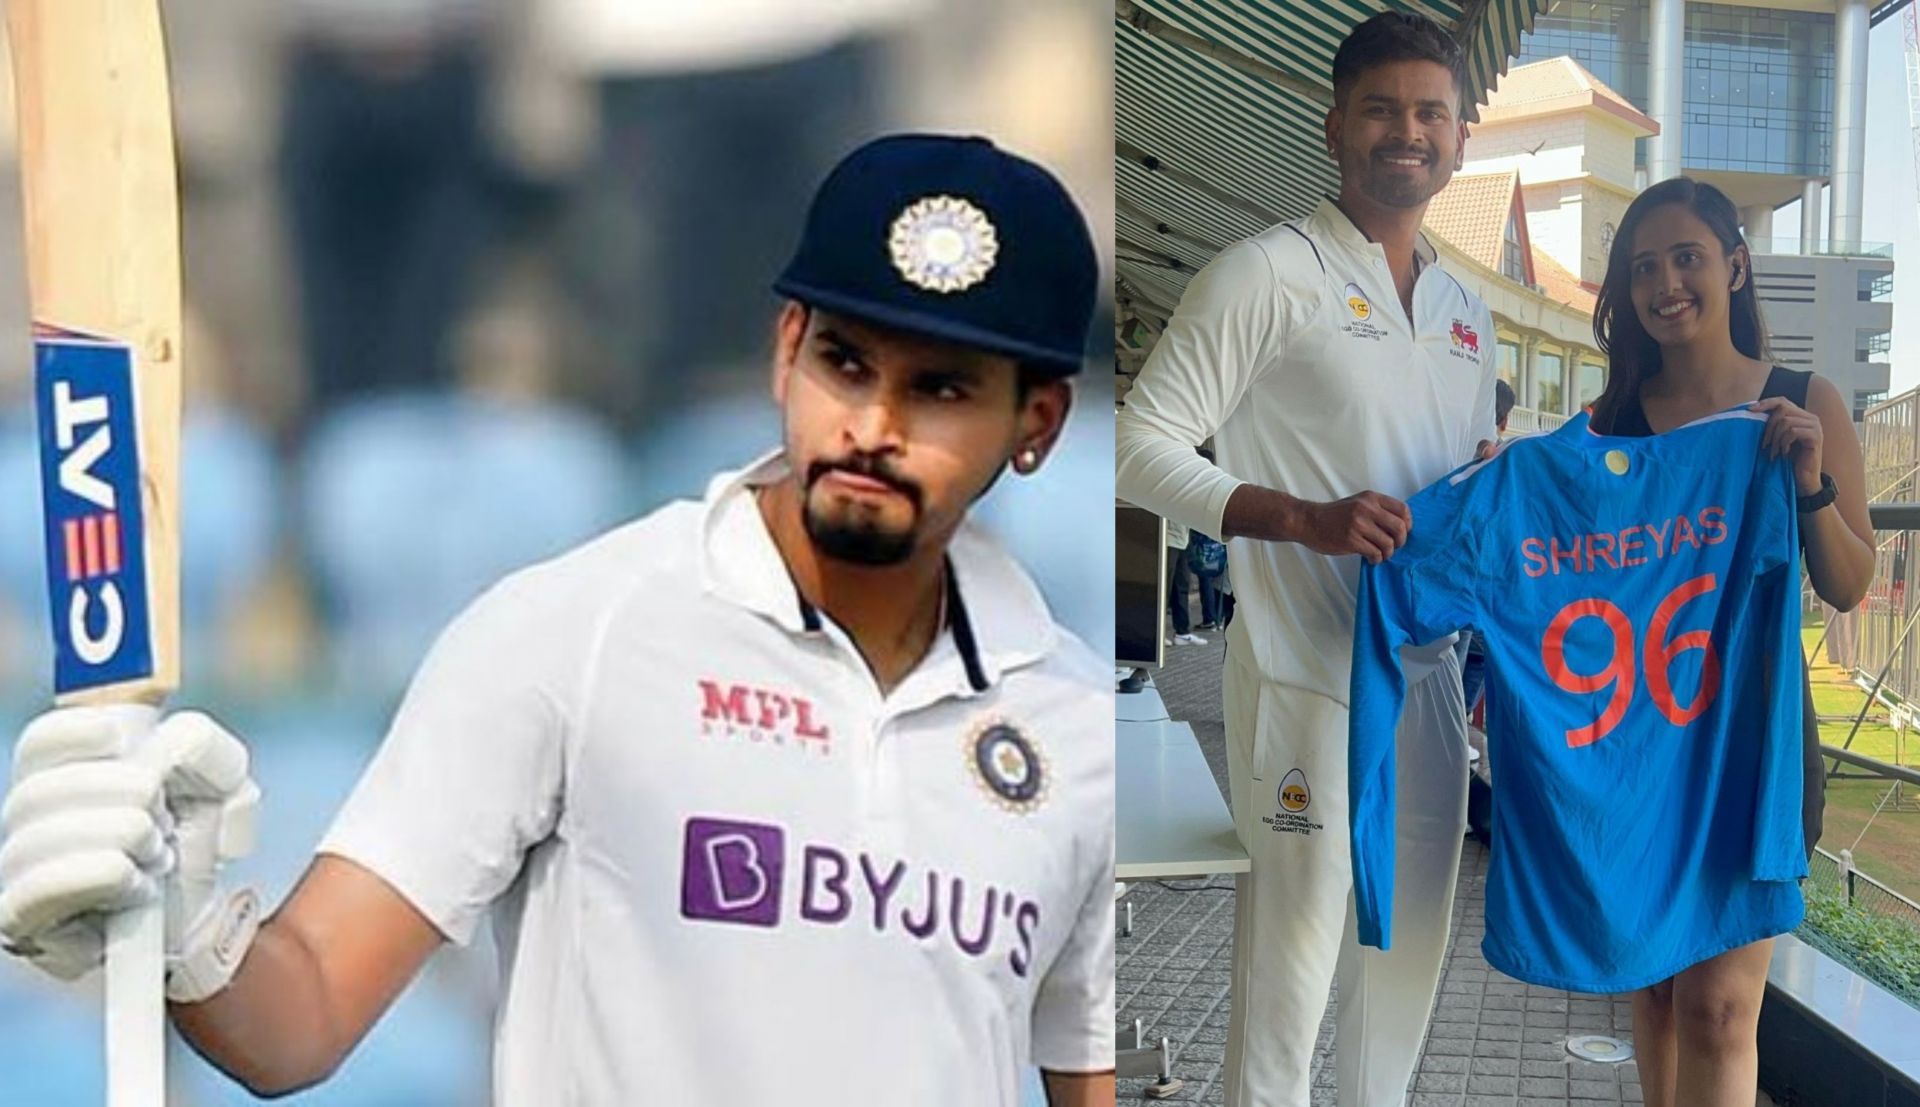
[1806,846,1920,931]
[1502,406,1570,435]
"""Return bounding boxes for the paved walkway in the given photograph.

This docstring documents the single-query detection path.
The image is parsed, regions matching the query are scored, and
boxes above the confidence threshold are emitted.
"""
[1117,629,1653,1105]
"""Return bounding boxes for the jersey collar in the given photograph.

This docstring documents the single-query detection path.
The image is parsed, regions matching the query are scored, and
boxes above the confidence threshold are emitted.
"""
[1310,195,1439,271]
[698,451,1058,692]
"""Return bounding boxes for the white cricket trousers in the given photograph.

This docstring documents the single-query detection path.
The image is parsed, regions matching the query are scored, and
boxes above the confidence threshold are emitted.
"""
[1221,648,1470,1107]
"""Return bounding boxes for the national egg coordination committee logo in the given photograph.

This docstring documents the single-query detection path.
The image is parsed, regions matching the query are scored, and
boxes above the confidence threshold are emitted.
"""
[1261,766,1324,836]
[967,717,1048,813]
[1344,283,1372,321]
[1278,768,1311,813]
[889,195,999,293]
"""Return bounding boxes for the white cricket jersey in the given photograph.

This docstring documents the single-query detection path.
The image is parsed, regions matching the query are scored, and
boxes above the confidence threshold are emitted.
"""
[319,452,1115,1106]
[1115,197,1498,705]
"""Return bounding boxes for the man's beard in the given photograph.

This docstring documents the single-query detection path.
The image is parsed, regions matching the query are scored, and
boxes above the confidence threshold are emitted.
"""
[802,456,924,566]
[1347,144,1445,209]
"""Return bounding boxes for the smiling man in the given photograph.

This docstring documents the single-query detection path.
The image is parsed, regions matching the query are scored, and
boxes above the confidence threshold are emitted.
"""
[1116,13,1499,1106]
[0,134,1114,1106]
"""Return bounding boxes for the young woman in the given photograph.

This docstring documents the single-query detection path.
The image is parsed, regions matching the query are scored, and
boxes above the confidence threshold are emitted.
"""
[1589,177,1876,1106]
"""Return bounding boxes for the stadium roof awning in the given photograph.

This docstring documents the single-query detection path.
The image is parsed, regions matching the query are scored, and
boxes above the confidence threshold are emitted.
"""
[1115,0,1547,353]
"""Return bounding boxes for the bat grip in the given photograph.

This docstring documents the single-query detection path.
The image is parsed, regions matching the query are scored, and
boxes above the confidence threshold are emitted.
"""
[103,703,166,1107]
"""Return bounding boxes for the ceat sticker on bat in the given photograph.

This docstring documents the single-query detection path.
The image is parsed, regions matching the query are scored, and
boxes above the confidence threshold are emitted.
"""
[33,325,154,694]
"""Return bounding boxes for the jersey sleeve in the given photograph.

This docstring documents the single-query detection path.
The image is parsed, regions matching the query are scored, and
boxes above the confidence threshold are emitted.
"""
[1030,798,1116,1072]
[317,571,572,945]
[1348,472,1485,950]
[1748,461,1810,881]
[1114,237,1305,539]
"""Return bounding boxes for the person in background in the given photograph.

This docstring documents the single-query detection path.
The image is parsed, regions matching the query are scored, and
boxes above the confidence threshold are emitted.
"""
[279,0,506,416]
[1165,516,1205,646]
[1193,447,1227,632]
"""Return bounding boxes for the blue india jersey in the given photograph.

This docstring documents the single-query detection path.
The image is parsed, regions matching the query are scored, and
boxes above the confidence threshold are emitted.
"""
[1348,408,1806,992]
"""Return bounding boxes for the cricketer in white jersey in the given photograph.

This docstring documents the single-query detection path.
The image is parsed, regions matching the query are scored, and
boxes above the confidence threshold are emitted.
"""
[0,134,1115,1106]
[1115,14,1498,1105]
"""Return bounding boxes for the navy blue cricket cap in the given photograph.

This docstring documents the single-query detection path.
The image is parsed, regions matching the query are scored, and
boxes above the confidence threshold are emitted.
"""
[773,134,1098,376]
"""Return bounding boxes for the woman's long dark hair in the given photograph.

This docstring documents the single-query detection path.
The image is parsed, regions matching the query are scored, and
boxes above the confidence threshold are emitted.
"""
[1590,177,1771,432]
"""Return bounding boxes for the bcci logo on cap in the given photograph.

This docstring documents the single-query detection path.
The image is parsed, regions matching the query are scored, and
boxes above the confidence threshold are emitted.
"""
[889,195,998,294]
[34,329,155,693]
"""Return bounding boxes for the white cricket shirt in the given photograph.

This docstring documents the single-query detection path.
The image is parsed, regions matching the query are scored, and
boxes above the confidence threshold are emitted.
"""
[1116,198,1498,705]
[319,452,1115,1106]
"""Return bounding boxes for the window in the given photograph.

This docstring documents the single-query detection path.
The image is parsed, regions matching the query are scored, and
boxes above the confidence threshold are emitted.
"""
[1578,362,1608,407]
[1860,270,1894,302]
[1536,350,1566,414]
[1502,213,1528,283]
[1856,328,1892,360]
[1497,340,1521,386]
[1855,390,1887,417]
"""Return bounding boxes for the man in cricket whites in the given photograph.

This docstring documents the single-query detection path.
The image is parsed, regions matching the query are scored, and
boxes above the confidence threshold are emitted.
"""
[1115,13,1498,1105]
[0,134,1115,1106]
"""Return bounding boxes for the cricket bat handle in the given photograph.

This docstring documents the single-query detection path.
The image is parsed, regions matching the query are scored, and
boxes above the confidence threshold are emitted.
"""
[104,703,166,1107]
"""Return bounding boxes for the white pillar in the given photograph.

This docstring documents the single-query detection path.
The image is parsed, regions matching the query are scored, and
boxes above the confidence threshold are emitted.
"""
[1520,336,1537,410]
[1647,0,1686,182]
[1830,0,1870,253]
[1800,178,1824,255]
[1740,205,1775,252]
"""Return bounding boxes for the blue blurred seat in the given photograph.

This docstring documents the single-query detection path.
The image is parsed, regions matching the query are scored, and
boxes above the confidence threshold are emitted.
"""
[626,389,783,512]
[972,391,1115,650]
[303,394,626,695]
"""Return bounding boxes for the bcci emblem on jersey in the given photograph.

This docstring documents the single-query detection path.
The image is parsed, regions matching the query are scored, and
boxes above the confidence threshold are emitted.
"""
[967,718,1048,813]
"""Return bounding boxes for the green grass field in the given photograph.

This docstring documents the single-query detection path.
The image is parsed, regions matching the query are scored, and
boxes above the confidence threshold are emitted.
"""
[1801,625,1920,905]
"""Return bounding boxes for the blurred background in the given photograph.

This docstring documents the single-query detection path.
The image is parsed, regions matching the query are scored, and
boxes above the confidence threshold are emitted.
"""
[0,1,1114,1103]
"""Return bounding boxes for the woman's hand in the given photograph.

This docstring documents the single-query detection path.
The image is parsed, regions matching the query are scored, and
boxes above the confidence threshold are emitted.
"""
[1750,396,1824,494]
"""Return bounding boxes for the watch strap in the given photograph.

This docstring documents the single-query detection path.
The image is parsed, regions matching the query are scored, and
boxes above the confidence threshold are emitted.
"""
[1797,473,1838,514]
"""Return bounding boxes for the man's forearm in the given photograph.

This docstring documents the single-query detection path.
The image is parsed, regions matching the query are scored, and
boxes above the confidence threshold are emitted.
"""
[170,919,347,1097]
[1043,1069,1117,1106]
[1221,483,1305,542]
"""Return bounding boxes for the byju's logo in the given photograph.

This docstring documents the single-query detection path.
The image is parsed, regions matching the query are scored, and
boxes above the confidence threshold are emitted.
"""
[698,680,832,754]
[677,816,1045,977]
[681,818,784,927]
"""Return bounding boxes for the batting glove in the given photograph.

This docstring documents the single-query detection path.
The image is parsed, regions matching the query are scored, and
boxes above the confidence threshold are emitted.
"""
[0,706,262,1002]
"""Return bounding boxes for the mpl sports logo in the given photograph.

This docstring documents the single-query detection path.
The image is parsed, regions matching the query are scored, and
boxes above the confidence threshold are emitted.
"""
[680,817,1045,978]
[34,329,153,693]
[698,679,832,755]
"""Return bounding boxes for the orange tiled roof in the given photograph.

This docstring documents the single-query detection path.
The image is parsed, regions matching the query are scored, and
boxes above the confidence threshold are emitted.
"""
[1478,56,1658,134]
[1533,249,1599,315]
[1424,170,1519,273]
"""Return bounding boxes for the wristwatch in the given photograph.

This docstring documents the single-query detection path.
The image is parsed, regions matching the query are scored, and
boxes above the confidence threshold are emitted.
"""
[1797,472,1838,514]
